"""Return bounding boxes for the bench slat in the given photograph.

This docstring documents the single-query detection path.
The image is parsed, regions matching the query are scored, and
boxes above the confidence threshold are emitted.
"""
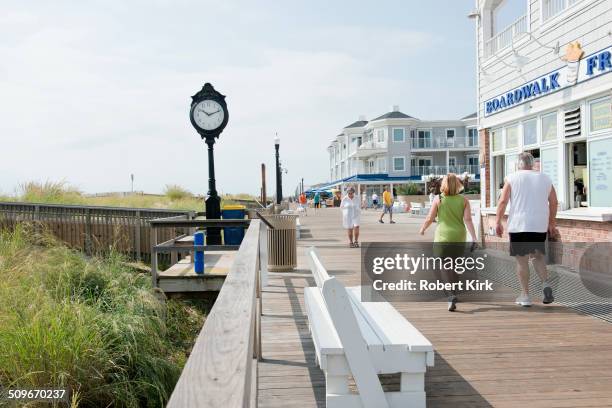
[304,287,343,358]
[347,287,433,353]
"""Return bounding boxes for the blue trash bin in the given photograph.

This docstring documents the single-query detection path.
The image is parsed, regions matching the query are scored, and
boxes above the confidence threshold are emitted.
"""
[221,205,246,245]
[194,231,205,274]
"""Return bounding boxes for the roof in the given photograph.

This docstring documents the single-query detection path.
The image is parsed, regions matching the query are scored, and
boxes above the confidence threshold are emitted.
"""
[371,111,415,121]
[343,120,368,129]
[461,112,477,120]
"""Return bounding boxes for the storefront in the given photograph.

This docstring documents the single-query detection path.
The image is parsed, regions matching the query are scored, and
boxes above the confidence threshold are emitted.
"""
[474,0,612,259]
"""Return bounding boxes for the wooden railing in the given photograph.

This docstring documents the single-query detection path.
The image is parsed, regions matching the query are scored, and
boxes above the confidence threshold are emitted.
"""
[166,219,265,407]
[0,202,193,261]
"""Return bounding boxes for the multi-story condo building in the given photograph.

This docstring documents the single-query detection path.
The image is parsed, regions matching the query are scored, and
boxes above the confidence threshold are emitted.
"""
[326,106,479,195]
[473,0,612,245]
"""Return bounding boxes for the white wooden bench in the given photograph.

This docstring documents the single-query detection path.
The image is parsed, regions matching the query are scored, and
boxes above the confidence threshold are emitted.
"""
[304,247,434,408]
[409,202,422,215]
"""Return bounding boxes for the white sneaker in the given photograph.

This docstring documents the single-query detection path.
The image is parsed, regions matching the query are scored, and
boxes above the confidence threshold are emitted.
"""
[515,295,532,307]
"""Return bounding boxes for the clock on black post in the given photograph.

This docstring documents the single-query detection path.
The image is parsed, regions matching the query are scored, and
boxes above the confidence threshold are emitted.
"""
[189,83,229,245]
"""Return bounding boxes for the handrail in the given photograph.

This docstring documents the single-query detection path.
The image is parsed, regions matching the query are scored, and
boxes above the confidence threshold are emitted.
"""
[166,220,262,408]
[149,218,251,228]
[0,200,195,214]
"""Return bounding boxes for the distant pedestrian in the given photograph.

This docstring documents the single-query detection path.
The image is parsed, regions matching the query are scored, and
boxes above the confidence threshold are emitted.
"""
[419,173,478,311]
[496,152,559,307]
[298,192,307,216]
[341,187,360,248]
[371,192,379,209]
[333,190,342,207]
[379,186,395,224]
[313,192,321,209]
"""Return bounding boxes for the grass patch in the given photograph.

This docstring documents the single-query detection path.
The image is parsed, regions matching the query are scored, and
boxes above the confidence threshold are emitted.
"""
[0,225,208,407]
[0,181,261,211]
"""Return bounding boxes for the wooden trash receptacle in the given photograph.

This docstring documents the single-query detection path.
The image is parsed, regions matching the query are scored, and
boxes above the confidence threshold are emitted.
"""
[267,214,297,271]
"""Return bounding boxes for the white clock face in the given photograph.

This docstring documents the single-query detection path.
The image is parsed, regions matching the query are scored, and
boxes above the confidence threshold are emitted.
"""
[193,100,225,130]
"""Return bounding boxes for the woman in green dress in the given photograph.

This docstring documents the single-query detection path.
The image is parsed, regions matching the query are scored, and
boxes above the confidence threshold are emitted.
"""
[419,174,478,311]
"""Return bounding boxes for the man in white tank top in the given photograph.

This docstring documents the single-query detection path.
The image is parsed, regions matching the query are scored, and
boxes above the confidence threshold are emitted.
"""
[495,152,559,307]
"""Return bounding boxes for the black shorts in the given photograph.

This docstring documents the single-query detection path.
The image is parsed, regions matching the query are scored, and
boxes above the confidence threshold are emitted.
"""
[509,232,547,256]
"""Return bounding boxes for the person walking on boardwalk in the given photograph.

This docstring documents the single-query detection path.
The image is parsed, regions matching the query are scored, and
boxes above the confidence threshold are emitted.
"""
[371,192,379,209]
[419,174,478,311]
[495,152,558,307]
[298,192,307,216]
[378,186,395,224]
[313,191,321,209]
[341,187,361,248]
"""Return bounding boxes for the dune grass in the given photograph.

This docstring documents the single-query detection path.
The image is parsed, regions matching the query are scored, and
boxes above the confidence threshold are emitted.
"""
[0,226,207,407]
[1,181,257,211]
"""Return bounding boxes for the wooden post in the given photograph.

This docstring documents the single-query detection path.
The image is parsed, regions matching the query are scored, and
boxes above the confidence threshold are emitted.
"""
[151,227,158,288]
[85,208,92,256]
[261,163,267,206]
[135,210,142,262]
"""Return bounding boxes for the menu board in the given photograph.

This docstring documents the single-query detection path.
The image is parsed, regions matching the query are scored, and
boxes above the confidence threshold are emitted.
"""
[541,147,559,192]
[589,138,612,207]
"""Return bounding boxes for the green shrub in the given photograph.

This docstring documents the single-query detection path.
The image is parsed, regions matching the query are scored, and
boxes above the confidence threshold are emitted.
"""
[0,226,207,407]
[396,183,421,195]
[18,180,85,205]
[164,185,192,201]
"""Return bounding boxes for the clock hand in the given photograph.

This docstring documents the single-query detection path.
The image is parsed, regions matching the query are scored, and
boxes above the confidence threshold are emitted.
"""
[209,110,220,115]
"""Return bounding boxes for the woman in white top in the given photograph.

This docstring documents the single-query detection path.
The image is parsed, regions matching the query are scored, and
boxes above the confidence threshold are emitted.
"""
[341,187,361,248]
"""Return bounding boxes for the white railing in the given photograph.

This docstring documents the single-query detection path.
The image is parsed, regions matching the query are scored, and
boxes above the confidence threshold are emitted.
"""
[411,136,479,149]
[543,0,580,22]
[484,14,528,58]
[411,165,480,177]
[358,141,386,150]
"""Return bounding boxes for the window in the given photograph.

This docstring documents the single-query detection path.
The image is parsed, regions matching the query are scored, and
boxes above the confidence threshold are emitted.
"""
[393,157,405,171]
[392,128,405,143]
[541,147,559,193]
[523,118,538,146]
[377,129,385,143]
[505,124,518,149]
[541,112,557,142]
[590,97,612,133]
[377,157,388,172]
[448,156,456,167]
[542,0,582,22]
[416,129,432,148]
[468,128,479,146]
[467,155,479,174]
[446,129,455,147]
[589,137,612,206]
[505,154,519,177]
[491,128,503,152]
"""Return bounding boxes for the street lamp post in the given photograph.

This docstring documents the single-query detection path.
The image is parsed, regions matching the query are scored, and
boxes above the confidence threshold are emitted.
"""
[275,134,282,205]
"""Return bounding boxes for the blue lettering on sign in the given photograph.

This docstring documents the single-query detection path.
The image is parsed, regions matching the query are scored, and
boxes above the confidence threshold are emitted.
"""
[484,46,612,116]
[549,72,560,89]
[587,55,598,75]
[599,51,612,71]
[514,88,523,103]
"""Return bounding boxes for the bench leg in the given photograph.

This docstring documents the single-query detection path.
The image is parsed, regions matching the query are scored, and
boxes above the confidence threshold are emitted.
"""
[326,373,349,395]
[400,372,424,392]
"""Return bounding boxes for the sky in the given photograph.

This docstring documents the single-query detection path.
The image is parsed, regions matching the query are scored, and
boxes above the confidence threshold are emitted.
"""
[0,0,478,197]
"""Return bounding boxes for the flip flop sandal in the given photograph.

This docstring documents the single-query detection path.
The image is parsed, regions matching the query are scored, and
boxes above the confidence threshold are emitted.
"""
[354,242,360,248]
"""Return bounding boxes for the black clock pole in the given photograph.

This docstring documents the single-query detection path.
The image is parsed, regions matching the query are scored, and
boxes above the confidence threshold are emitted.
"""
[205,137,222,245]
[189,82,228,246]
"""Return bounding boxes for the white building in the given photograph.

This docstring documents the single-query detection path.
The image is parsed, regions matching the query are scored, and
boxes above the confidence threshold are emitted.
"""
[473,0,612,243]
[325,106,479,196]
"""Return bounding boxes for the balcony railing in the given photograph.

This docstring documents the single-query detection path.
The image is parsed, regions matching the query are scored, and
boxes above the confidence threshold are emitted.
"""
[358,141,386,150]
[484,14,528,58]
[411,165,480,177]
[411,136,479,149]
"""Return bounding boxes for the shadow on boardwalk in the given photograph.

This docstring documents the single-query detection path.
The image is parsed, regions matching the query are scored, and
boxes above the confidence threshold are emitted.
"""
[258,209,612,407]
